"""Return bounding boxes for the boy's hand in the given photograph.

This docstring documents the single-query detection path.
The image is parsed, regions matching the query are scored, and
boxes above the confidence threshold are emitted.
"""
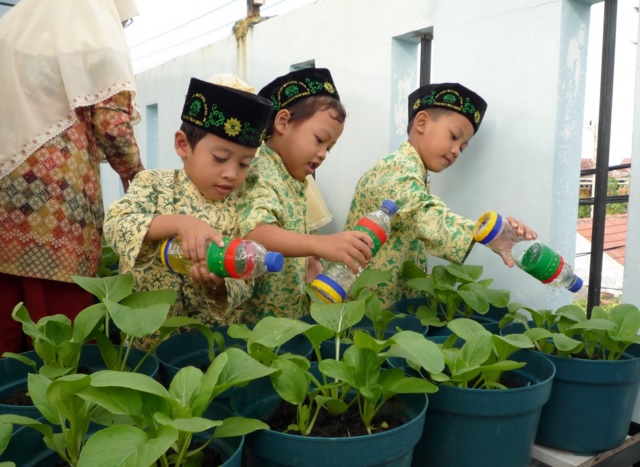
[497,217,538,267]
[175,217,225,266]
[315,231,374,274]
[189,260,225,286]
[306,255,323,283]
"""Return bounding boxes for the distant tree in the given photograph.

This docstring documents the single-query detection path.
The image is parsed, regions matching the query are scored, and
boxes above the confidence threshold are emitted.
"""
[577,176,627,218]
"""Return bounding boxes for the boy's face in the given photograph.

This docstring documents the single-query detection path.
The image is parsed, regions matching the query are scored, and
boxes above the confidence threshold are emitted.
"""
[410,110,475,173]
[175,131,256,201]
[275,108,344,181]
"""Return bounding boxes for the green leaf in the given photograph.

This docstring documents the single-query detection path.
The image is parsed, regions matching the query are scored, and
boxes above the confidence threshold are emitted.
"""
[0,415,53,438]
[72,303,107,344]
[105,296,171,338]
[90,370,170,398]
[351,268,392,298]
[383,330,444,374]
[270,358,310,405]
[446,264,484,283]
[154,413,221,433]
[215,348,276,394]
[171,365,206,414]
[77,424,178,467]
[212,416,269,438]
[72,274,134,303]
[46,374,92,422]
[0,423,12,456]
[26,373,58,424]
[247,317,312,350]
[310,299,365,335]
[399,261,428,280]
[447,318,487,341]
[318,359,357,387]
[456,332,493,369]
[79,385,145,417]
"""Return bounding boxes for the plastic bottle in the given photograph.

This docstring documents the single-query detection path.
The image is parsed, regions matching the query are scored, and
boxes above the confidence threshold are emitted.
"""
[472,211,583,293]
[160,237,284,279]
[310,199,399,303]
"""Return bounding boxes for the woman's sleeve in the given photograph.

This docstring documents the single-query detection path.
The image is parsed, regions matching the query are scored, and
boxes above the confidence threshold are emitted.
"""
[92,90,141,180]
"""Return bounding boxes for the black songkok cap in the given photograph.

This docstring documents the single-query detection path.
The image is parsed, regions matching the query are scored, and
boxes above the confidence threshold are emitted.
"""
[258,68,340,121]
[181,78,274,148]
[408,82,488,133]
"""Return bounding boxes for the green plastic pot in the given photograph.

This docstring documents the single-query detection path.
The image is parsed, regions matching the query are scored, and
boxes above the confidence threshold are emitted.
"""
[414,348,555,467]
[535,345,640,454]
[233,377,428,467]
[501,322,640,454]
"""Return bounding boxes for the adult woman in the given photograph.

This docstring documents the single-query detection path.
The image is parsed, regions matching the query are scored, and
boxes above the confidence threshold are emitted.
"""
[0,0,144,354]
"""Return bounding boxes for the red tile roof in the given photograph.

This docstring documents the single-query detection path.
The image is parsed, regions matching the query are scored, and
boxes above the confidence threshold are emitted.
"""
[577,214,627,265]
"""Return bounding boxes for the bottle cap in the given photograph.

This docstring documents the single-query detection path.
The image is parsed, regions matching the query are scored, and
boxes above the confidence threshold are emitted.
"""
[310,274,347,304]
[473,211,503,244]
[265,252,284,273]
[568,276,583,293]
[382,199,399,215]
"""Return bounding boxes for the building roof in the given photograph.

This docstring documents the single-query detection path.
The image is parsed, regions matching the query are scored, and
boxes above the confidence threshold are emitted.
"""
[577,214,628,265]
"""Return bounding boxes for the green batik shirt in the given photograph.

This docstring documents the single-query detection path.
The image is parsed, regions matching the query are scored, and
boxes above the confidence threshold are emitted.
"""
[345,141,475,310]
[237,144,309,320]
[103,169,252,349]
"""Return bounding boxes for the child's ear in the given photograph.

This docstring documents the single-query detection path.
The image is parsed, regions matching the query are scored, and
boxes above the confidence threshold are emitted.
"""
[273,109,291,135]
[413,110,429,135]
[175,130,190,159]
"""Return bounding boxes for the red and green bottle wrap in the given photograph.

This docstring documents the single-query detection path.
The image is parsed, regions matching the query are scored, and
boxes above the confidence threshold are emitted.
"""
[160,237,282,279]
[354,217,387,256]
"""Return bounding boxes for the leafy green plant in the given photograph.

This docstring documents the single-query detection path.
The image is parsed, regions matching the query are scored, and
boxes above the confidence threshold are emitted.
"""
[228,279,444,436]
[1,274,199,378]
[399,261,511,329]
[499,302,640,360]
[0,348,275,466]
[409,318,535,389]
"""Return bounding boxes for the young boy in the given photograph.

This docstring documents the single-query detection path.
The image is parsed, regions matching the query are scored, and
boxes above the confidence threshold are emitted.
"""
[344,82,536,309]
[237,68,374,319]
[104,76,273,347]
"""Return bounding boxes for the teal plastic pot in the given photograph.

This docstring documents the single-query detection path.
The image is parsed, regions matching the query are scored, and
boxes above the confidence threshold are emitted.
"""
[414,348,555,467]
[535,345,640,454]
[234,379,427,467]
[0,351,43,419]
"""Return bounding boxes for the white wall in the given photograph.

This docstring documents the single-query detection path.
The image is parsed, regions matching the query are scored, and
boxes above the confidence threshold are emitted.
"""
[101,0,638,311]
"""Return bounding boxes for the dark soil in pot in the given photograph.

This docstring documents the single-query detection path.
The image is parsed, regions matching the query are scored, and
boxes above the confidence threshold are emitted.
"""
[265,397,406,437]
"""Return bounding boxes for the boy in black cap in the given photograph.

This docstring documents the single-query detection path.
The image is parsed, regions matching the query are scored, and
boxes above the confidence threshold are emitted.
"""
[104,75,274,347]
[344,82,536,309]
[237,68,374,319]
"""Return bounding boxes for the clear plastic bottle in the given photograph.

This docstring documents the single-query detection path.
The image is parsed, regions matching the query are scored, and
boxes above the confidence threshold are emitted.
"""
[160,237,284,279]
[472,211,583,293]
[310,199,399,303]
